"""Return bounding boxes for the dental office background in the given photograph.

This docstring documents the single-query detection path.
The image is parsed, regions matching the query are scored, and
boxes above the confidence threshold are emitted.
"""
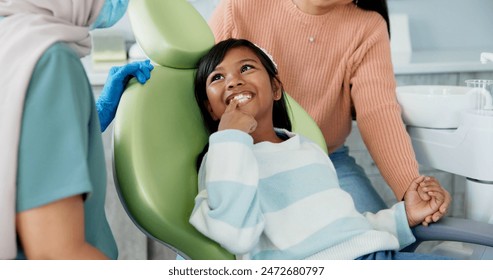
[85,0,493,259]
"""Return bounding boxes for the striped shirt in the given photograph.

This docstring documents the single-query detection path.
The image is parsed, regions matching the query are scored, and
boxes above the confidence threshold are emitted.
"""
[189,129,415,260]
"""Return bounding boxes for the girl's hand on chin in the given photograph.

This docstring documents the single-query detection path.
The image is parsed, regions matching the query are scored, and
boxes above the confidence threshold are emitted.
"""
[218,99,257,134]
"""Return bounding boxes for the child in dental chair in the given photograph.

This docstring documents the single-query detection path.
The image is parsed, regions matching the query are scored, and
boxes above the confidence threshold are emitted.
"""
[189,38,451,260]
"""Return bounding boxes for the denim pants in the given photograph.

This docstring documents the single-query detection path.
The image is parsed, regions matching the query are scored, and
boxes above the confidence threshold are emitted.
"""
[329,146,387,213]
[356,250,455,260]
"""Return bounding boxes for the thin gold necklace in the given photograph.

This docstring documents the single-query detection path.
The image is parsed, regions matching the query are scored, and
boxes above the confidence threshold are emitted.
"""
[291,0,328,44]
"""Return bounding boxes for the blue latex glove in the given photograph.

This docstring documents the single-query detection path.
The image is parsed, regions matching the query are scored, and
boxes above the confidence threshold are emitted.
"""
[97,59,154,132]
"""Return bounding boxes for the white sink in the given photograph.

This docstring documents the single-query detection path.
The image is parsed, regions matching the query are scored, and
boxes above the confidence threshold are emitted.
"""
[396,85,491,129]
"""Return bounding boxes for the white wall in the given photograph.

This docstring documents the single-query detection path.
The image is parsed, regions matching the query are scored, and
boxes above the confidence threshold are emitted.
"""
[388,0,493,51]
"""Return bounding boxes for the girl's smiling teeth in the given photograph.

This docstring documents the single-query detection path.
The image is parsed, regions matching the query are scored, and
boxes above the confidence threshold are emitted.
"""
[227,93,253,105]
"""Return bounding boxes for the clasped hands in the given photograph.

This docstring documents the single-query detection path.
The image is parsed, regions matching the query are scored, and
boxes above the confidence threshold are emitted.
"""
[404,176,452,227]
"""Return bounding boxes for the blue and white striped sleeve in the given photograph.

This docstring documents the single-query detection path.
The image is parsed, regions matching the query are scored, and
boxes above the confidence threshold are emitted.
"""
[362,202,416,249]
[189,129,265,254]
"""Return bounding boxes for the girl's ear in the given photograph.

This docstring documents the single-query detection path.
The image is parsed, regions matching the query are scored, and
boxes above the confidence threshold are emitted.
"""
[205,101,220,121]
[273,89,282,101]
[272,79,282,101]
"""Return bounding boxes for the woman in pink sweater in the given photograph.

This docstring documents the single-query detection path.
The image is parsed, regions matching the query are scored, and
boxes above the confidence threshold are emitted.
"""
[209,0,451,223]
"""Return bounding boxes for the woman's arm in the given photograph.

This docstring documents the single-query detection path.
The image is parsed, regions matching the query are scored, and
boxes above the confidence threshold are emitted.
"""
[16,195,108,259]
[349,18,451,218]
[350,18,418,200]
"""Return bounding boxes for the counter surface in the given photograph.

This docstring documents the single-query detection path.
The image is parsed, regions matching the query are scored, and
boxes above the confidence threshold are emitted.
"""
[82,50,493,86]
[392,50,493,75]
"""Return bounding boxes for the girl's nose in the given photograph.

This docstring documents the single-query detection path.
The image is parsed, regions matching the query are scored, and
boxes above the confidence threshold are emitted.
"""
[226,74,244,89]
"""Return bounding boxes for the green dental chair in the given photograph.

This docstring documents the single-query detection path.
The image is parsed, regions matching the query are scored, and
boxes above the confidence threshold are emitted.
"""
[113,0,325,260]
[113,0,493,260]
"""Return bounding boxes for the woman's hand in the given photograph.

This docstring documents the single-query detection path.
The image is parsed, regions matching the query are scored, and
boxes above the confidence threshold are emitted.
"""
[96,60,154,132]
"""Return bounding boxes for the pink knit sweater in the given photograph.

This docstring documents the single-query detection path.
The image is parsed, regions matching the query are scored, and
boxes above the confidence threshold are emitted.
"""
[209,0,420,199]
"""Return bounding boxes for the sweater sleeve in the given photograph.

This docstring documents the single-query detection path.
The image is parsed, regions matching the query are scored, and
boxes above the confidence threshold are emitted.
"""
[208,0,234,42]
[189,130,265,255]
[349,18,420,200]
[362,202,416,250]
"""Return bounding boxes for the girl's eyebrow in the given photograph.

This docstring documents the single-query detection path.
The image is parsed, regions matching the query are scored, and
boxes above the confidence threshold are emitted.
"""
[238,58,258,64]
[213,57,259,71]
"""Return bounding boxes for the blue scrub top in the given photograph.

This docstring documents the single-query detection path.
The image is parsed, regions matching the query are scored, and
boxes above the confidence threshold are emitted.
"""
[16,42,118,259]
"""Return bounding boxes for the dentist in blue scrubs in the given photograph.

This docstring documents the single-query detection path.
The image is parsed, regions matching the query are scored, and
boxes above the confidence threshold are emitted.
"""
[0,0,153,259]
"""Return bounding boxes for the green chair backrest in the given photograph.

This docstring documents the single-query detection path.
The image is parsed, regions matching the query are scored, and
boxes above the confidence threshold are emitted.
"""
[113,0,327,260]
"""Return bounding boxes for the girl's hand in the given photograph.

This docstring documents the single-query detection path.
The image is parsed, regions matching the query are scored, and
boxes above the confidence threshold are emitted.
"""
[218,99,257,133]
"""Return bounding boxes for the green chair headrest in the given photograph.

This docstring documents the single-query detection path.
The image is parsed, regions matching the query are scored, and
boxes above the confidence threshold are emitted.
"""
[128,0,215,69]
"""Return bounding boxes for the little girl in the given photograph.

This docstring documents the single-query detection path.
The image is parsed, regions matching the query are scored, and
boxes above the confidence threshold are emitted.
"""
[189,38,449,260]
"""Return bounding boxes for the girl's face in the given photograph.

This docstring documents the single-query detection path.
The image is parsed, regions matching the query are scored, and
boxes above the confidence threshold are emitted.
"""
[205,47,280,124]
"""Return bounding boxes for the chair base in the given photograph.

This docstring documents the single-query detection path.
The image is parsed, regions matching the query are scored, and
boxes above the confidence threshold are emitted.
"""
[416,241,493,260]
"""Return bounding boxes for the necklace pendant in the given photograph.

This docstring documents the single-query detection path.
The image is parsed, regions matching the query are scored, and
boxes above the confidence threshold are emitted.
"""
[309,36,315,43]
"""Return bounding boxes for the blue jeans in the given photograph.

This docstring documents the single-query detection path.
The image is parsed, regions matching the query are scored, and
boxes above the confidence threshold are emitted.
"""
[329,146,387,213]
[356,250,455,260]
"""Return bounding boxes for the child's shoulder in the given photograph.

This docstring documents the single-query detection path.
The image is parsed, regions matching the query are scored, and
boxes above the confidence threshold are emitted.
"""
[275,128,324,150]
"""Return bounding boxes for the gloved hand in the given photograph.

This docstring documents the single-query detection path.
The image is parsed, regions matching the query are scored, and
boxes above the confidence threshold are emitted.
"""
[96,59,154,132]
